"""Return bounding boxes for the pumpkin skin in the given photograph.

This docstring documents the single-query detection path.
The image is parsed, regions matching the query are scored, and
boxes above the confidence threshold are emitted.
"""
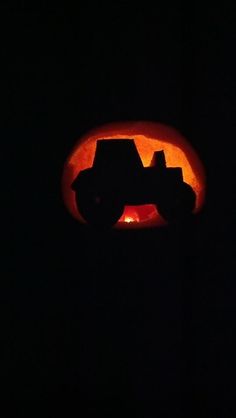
[62,121,206,229]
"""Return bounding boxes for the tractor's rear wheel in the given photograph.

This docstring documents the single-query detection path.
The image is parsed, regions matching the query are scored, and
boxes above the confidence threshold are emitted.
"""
[75,177,124,228]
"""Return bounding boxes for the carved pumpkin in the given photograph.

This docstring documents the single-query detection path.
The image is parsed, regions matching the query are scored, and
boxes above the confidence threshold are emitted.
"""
[62,121,206,229]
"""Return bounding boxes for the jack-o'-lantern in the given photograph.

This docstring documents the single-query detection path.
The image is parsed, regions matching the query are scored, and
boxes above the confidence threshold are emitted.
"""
[62,121,206,229]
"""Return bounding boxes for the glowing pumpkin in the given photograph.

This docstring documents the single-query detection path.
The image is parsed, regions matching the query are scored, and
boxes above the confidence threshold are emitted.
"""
[62,121,206,229]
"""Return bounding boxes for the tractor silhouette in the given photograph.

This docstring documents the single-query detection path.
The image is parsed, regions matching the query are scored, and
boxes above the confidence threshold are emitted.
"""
[71,139,196,227]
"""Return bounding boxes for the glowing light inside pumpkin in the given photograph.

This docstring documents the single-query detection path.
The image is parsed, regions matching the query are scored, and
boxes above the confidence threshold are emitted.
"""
[124,216,136,223]
[121,208,140,223]
[62,121,206,228]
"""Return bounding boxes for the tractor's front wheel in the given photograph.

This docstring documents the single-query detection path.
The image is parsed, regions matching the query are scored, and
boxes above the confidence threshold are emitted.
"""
[156,182,196,223]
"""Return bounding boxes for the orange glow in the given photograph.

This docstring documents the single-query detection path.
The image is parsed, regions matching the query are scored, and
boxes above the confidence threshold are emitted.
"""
[62,121,206,228]
[124,216,137,223]
[121,207,140,223]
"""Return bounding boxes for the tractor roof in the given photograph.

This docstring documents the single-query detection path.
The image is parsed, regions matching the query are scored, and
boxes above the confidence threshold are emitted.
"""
[93,139,144,169]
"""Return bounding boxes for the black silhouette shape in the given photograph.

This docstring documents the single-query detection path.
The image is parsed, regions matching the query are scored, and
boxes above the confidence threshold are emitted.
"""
[71,139,196,228]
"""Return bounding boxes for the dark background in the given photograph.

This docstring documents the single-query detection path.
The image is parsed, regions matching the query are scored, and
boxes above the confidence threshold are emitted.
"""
[3,2,236,417]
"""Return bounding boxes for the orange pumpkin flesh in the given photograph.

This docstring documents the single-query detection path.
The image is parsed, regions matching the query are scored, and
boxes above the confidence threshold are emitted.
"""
[62,121,206,229]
